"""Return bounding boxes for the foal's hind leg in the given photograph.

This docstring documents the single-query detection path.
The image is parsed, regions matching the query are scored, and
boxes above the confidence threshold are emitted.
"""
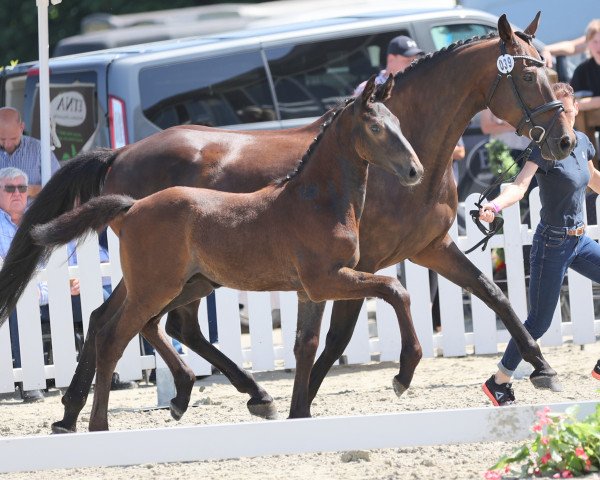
[411,236,559,390]
[165,303,277,419]
[52,281,126,434]
[141,319,196,421]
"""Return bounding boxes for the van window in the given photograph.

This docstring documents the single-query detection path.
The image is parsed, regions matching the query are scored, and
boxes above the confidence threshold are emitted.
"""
[25,71,101,162]
[430,23,496,50]
[139,51,275,128]
[265,31,406,120]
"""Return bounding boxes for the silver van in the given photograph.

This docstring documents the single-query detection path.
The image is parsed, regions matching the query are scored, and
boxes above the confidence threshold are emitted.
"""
[1,5,508,200]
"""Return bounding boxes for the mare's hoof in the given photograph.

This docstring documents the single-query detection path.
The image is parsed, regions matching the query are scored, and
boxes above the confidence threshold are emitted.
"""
[170,400,188,421]
[530,373,563,392]
[51,421,76,434]
[392,377,408,397]
[247,398,278,420]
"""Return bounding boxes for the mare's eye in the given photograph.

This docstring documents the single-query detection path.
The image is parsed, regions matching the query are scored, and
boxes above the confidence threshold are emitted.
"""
[523,72,534,82]
[370,124,381,133]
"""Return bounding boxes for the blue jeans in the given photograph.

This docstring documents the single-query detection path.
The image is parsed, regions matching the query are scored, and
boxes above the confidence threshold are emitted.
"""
[499,222,600,375]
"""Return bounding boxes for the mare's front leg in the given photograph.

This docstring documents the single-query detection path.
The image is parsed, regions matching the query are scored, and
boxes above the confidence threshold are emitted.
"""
[51,280,127,434]
[293,268,421,418]
[289,296,325,418]
[165,302,277,419]
[141,319,196,421]
[411,235,560,390]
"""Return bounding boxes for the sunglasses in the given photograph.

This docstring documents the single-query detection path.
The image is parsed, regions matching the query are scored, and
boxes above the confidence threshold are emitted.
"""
[1,185,28,193]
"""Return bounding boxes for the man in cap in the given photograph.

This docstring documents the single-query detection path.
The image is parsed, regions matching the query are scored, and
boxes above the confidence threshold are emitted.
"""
[354,34,424,95]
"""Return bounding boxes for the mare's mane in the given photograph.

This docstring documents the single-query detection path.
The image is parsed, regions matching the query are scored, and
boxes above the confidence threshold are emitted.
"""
[275,97,355,185]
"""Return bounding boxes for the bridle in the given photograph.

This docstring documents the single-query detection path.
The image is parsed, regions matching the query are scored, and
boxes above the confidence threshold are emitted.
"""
[466,34,565,254]
[485,34,564,146]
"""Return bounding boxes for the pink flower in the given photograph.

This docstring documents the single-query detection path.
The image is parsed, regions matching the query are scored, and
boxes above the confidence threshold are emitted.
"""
[535,406,553,425]
[484,470,502,480]
[541,437,549,445]
[532,423,542,432]
[561,470,573,478]
[575,447,587,459]
[541,453,551,465]
[504,465,511,473]
[553,474,560,479]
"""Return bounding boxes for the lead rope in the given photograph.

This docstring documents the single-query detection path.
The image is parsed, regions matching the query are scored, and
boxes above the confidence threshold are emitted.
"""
[464,140,536,254]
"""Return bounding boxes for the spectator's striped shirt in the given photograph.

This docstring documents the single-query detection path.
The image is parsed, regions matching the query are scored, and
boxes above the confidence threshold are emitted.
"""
[0,135,60,185]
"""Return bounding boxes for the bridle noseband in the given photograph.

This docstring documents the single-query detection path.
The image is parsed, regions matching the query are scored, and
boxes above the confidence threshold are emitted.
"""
[466,34,565,254]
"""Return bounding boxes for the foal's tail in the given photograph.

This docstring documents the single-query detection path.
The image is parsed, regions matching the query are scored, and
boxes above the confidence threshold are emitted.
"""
[0,148,117,325]
[31,195,135,250]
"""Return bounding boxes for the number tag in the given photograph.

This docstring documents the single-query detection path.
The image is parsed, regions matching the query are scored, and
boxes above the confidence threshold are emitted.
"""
[497,54,514,74]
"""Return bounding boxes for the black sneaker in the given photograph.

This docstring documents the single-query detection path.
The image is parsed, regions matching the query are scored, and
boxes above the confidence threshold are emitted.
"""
[110,372,138,391]
[592,360,600,381]
[482,375,515,406]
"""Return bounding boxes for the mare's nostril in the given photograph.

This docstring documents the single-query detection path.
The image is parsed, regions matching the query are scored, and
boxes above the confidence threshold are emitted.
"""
[559,135,572,154]
[409,167,417,178]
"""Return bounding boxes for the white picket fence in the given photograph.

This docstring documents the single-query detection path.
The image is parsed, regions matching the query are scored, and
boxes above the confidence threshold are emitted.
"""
[1,187,600,394]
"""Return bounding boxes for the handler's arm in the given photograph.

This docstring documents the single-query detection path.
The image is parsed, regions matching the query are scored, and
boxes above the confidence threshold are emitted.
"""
[479,160,538,223]
[587,160,600,194]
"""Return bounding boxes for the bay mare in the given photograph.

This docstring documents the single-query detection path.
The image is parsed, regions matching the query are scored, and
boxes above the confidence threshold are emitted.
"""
[0,13,574,430]
[31,77,422,431]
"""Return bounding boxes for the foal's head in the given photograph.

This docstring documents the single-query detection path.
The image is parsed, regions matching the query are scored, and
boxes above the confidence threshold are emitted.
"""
[353,75,423,186]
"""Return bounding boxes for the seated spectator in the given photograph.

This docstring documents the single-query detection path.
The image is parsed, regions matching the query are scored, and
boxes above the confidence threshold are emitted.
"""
[0,167,47,402]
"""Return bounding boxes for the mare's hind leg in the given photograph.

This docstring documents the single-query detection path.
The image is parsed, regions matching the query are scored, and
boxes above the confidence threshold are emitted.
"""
[291,268,421,418]
[166,302,277,420]
[52,280,126,434]
[141,319,196,421]
[412,236,559,390]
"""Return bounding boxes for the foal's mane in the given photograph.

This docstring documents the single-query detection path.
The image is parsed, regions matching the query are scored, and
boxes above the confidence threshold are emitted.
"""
[274,97,355,185]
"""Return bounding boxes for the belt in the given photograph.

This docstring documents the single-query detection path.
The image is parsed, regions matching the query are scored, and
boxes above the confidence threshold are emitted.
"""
[566,225,586,236]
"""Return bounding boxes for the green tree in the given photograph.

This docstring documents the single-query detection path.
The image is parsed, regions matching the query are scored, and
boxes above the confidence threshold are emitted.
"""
[0,1,251,67]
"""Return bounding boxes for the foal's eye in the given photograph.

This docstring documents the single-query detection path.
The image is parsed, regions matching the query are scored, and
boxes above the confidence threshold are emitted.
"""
[523,72,534,82]
[370,124,381,133]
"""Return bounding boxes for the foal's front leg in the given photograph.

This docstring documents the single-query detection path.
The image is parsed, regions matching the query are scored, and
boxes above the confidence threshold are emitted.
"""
[292,268,422,418]
[411,235,560,390]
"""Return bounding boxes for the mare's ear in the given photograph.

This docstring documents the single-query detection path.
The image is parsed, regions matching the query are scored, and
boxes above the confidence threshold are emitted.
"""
[523,11,541,36]
[361,75,377,107]
[375,74,394,103]
[497,14,514,44]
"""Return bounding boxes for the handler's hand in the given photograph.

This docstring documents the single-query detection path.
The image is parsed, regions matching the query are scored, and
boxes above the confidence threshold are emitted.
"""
[479,204,496,223]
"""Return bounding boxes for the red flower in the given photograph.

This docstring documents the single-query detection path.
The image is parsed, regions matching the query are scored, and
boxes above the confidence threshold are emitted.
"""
[541,453,551,465]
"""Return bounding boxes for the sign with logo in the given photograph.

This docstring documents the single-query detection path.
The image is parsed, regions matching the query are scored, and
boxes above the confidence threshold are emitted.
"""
[31,83,97,162]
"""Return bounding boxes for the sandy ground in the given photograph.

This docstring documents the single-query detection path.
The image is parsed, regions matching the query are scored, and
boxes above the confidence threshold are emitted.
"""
[0,341,599,480]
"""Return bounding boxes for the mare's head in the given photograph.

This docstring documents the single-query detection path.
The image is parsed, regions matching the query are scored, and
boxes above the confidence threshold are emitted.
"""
[486,12,575,160]
[353,75,423,185]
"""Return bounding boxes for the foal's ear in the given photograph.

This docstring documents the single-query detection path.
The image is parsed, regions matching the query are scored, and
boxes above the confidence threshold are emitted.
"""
[523,11,541,37]
[497,14,514,44]
[361,75,377,106]
[374,74,394,103]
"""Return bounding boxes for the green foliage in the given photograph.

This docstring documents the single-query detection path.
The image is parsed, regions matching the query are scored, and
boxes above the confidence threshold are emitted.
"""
[485,139,519,177]
[485,405,600,479]
[0,1,251,67]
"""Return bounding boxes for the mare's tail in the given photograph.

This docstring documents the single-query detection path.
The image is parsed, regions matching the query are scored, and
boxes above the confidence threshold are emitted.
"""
[0,148,117,325]
[31,194,135,249]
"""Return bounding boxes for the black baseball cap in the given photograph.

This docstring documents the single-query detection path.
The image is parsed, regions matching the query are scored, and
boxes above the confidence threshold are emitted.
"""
[387,35,424,57]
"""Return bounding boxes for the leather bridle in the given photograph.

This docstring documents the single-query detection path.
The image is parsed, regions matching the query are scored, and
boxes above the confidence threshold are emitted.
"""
[466,34,566,254]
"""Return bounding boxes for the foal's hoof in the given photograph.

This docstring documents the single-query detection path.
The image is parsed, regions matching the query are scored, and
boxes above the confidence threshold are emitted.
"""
[170,400,188,421]
[51,421,76,434]
[247,398,278,420]
[392,376,408,397]
[530,372,563,392]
